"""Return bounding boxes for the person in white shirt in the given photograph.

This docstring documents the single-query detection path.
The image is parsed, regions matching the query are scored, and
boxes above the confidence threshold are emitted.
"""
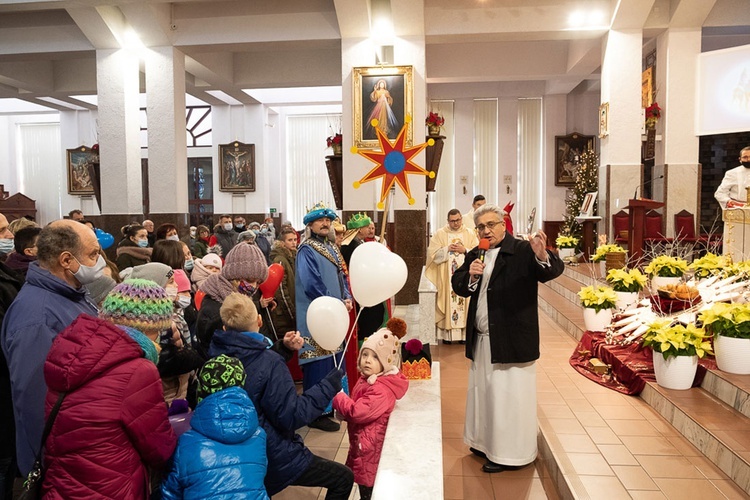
[715,146,750,209]
[462,195,486,230]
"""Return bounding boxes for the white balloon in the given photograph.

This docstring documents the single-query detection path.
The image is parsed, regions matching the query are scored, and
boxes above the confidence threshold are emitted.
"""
[306,296,349,351]
[349,242,408,307]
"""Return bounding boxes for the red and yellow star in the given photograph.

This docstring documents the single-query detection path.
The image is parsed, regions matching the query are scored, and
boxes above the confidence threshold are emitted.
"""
[352,117,435,209]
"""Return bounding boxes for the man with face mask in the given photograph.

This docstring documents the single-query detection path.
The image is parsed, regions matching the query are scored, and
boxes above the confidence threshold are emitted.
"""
[295,203,353,432]
[208,214,239,257]
[0,213,15,262]
[1,219,100,476]
[249,221,271,264]
[715,146,750,209]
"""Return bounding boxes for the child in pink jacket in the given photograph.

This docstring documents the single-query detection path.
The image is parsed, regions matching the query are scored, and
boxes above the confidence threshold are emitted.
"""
[333,322,409,500]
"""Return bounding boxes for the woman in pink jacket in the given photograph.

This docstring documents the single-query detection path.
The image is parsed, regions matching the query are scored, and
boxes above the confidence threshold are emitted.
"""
[42,279,177,499]
[333,321,408,500]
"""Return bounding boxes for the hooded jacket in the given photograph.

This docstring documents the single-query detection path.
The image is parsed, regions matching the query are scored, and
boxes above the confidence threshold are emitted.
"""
[333,372,408,486]
[1,262,98,475]
[209,329,339,496]
[41,314,176,499]
[162,386,268,500]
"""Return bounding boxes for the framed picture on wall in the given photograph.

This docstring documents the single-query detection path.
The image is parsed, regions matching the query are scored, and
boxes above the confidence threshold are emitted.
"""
[218,141,255,192]
[66,146,97,195]
[352,65,413,149]
[598,102,609,138]
[554,132,595,187]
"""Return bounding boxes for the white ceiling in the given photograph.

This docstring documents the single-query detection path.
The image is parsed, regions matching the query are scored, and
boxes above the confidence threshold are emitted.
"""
[0,0,748,113]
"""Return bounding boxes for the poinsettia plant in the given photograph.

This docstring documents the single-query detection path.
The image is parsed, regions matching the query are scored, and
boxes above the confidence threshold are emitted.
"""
[578,285,618,312]
[326,133,342,148]
[606,268,647,293]
[644,255,688,278]
[699,302,750,339]
[688,253,730,279]
[425,112,444,128]
[645,102,661,128]
[642,319,713,360]
[591,243,626,262]
[556,235,579,249]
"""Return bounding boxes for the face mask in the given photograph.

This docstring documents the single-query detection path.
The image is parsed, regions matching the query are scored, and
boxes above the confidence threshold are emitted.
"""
[237,280,257,297]
[268,222,274,228]
[184,259,194,271]
[72,254,106,285]
[190,231,196,238]
[223,223,233,231]
[0,238,14,254]
[235,223,245,229]
[176,295,191,309]
[167,235,179,241]
[742,161,750,169]
[165,286,178,302]
[252,229,260,236]
[136,239,149,248]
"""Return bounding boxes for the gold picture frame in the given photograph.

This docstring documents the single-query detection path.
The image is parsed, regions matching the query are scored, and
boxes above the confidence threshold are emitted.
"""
[352,65,413,149]
[598,102,609,139]
[218,141,255,192]
[66,146,97,195]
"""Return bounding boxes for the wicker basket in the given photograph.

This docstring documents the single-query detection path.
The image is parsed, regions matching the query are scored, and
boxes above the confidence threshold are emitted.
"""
[605,251,627,272]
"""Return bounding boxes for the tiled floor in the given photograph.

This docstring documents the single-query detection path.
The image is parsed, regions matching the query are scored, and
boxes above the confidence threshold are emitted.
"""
[273,299,749,499]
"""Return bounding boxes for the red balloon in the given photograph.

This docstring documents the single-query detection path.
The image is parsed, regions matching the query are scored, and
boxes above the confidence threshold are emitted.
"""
[259,263,284,299]
[194,289,205,310]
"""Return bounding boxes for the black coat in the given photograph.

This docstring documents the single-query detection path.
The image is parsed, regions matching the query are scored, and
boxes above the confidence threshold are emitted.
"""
[0,263,22,465]
[452,232,563,364]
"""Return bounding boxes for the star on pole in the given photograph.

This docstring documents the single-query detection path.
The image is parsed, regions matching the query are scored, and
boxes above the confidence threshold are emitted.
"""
[352,116,435,209]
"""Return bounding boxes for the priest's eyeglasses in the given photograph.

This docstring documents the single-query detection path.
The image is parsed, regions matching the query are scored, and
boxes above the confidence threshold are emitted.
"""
[476,220,503,232]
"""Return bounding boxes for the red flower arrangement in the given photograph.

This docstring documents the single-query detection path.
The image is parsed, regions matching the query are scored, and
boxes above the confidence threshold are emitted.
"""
[645,102,661,128]
[425,112,445,128]
[326,133,342,148]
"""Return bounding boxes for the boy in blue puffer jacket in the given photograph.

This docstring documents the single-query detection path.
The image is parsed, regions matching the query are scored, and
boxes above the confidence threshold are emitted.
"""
[210,293,353,499]
[162,354,268,500]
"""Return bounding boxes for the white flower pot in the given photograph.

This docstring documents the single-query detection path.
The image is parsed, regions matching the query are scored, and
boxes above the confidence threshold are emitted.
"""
[559,247,575,261]
[615,291,639,311]
[651,276,681,295]
[583,308,613,332]
[714,335,750,375]
[596,261,606,278]
[652,351,698,390]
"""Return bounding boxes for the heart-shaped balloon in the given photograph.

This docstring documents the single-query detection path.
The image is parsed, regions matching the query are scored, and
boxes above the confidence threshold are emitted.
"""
[349,242,408,307]
[306,296,349,351]
[259,263,284,299]
[194,289,205,310]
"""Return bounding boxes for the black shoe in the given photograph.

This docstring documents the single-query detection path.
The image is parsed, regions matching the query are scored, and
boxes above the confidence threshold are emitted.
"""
[459,340,466,345]
[469,447,486,459]
[481,461,524,473]
[308,415,340,432]
[442,340,453,345]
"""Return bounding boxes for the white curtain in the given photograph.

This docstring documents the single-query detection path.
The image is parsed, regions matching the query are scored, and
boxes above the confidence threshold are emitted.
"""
[517,98,543,234]
[286,114,340,225]
[427,100,455,236]
[18,123,62,225]
[473,99,498,204]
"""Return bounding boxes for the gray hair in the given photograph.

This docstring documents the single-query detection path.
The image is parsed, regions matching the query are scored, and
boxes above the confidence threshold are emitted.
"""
[473,204,507,226]
[238,230,256,243]
[37,224,82,267]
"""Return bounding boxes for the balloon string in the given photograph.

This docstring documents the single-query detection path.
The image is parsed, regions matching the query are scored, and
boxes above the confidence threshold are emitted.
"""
[264,307,278,342]
[336,306,364,370]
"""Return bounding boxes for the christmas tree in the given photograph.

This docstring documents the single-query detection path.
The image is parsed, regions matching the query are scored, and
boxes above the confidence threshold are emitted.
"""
[561,149,599,240]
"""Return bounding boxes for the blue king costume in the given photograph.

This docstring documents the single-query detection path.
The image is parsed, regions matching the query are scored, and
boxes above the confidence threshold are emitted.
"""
[295,203,351,415]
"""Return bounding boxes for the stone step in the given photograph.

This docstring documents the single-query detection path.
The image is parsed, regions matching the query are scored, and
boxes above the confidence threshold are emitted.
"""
[538,280,585,342]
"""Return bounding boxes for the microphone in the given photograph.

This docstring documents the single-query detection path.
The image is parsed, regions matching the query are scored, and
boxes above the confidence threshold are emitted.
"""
[474,239,490,278]
[634,174,665,200]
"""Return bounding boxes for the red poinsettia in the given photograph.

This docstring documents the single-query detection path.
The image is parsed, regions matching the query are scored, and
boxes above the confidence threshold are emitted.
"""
[326,133,342,148]
[645,102,661,120]
[425,112,444,127]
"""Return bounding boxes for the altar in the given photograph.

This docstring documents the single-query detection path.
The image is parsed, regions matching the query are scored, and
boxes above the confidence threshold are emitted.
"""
[722,208,750,262]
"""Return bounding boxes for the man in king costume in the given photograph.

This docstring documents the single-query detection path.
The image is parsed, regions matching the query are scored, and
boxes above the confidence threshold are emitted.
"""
[295,202,353,432]
[425,208,478,343]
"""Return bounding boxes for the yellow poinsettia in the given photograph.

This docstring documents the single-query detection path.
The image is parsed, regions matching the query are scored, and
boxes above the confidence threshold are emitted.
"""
[577,285,618,312]
[606,268,647,293]
[698,302,750,339]
[688,253,730,279]
[556,235,579,249]
[642,320,713,360]
[644,255,688,278]
[591,244,626,263]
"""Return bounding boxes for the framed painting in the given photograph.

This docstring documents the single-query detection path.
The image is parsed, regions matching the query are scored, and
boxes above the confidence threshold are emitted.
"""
[219,141,255,192]
[66,146,97,195]
[598,102,609,139]
[353,65,413,149]
[554,132,595,187]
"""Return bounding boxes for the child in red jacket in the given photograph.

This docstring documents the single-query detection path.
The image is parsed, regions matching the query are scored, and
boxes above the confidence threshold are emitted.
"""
[332,320,409,500]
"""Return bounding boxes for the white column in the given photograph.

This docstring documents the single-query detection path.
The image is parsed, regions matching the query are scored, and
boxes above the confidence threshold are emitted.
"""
[96,48,143,215]
[655,29,702,237]
[145,46,188,214]
[599,30,643,239]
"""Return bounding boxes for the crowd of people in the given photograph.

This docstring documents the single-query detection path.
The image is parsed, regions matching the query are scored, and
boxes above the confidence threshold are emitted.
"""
[0,206,408,500]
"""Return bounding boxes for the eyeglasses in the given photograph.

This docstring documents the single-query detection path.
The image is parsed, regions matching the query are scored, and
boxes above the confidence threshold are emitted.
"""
[476,220,503,232]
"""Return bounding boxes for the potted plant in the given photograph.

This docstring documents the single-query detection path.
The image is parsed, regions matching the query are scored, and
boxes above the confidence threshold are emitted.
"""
[327,133,343,156]
[425,112,444,136]
[606,268,647,311]
[592,243,626,276]
[556,235,579,262]
[641,319,713,390]
[578,285,617,332]
[688,253,729,280]
[644,255,688,294]
[698,302,750,374]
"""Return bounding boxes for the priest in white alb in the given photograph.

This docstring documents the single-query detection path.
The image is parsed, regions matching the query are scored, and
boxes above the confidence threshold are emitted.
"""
[425,208,479,343]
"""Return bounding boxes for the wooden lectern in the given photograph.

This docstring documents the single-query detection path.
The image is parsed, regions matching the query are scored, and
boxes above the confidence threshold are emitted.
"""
[575,216,601,262]
[627,199,664,264]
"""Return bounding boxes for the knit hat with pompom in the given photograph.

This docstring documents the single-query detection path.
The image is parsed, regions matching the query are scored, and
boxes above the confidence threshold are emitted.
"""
[359,324,404,385]
[221,243,268,283]
[99,278,173,333]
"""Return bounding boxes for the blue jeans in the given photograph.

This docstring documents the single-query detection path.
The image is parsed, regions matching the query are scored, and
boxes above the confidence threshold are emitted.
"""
[290,454,353,500]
